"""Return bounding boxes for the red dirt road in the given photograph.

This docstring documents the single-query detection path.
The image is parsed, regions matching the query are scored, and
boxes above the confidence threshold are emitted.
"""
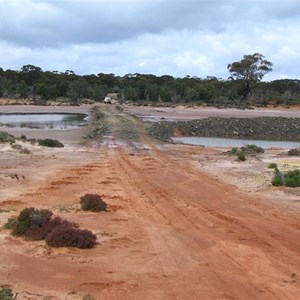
[1,106,300,299]
[1,144,300,299]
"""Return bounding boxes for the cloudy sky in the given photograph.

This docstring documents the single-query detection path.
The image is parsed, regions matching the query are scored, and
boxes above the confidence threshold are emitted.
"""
[0,0,299,80]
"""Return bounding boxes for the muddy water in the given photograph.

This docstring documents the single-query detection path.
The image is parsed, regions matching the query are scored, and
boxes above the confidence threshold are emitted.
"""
[0,113,88,130]
[173,136,300,148]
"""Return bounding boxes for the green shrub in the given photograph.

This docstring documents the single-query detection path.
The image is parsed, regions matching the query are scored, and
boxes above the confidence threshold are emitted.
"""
[0,288,14,300]
[268,163,278,169]
[225,147,239,155]
[3,217,18,230]
[272,172,284,186]
[287,148,300,156]
[38,138,64,148]
[285,170,300,187]
[237,151,246,161]
[20,134,27,140]
[12,207,52,238]
[0,131,15,144]
[45,225,97,249]
[6,207,97,248]
[80,194,107,212]
[271,169,300,188]
[242,144,265,154]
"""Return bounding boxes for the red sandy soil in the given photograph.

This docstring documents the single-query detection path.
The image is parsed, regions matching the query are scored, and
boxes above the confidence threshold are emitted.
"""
[0,105,300,299]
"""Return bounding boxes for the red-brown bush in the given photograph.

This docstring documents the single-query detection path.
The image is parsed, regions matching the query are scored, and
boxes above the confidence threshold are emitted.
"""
[80,194,107,212]
[45,225,97,248]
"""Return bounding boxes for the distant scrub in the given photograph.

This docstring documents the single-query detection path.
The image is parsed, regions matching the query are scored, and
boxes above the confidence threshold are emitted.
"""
[37,138,64,148]
[4,207,97,248]
[226,147,239,155]
[80,194,107,212]
[224,144,264,162]
[287,148,300,156]
[268,163,278,169]
[242,144,265,154]
[272,169,300,187]
[0,131,15,143]
[237,151,246,161]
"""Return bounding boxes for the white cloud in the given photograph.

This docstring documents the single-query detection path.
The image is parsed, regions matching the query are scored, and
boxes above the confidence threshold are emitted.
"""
[0,0,299,80]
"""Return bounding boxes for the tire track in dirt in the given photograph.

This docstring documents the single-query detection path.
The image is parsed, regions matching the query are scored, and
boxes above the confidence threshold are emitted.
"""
[111,146,300,299]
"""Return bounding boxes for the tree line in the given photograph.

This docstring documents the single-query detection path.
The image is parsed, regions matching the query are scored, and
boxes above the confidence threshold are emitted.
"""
[0,54,299,107]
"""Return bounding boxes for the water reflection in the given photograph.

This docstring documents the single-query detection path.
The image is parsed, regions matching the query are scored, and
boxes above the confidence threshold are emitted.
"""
[0,113,88,130]
[173,136,300,149]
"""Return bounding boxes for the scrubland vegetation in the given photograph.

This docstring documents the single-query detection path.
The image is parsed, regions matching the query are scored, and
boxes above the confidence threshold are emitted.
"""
[0,54,299,107]
[272,169,300,188]
[4,208,97,249]
[80,194,107,212]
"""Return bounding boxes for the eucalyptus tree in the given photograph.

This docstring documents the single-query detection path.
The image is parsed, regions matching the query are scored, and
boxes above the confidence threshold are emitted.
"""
[227,53,273,98]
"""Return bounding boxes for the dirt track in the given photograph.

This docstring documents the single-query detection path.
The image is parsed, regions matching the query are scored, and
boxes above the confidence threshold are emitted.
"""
[1,105,300,299]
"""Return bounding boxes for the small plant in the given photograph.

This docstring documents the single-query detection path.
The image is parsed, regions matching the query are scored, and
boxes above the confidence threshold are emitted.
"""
[268,163,278,169]
[0,131,15,144]
[271,168,300,188]
[80,194,107,212]
[12,207,53,238]
[225,147,239,155]
[20,134,27,140]
[38,138,64,148]
[3,217,18,229]
[287,148,300,156]
[237,151,246,161]
[82,294,95,300]
[272,171,284,186]
[242,144,264,154]
[0,288,14,300]
[45,225,97,249]
[285,170,300,187]
[5,207,97,249]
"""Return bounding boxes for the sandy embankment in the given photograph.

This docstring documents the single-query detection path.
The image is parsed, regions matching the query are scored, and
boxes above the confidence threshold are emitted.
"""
[123,104,300,121]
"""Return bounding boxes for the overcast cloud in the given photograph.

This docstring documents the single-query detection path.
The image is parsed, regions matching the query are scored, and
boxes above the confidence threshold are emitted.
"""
[0,0,300,80]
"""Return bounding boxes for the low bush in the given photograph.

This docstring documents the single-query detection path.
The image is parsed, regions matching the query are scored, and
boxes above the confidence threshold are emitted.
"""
[0,131,15,144]
[272,171,284,186]
[12,207,53,238]
[37,138,64,148]
[0,288,14,300]
[224,147,239,155]
[5,207,97,248]
[272,169,300,187]
[287,148,300,156]
[268,163,278,169]
[3,217,18,229]
[242,144,265,154]
[45,225,97,249]
[285,170,300,187]
[237,151,246,161]
[80,194,107,212]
